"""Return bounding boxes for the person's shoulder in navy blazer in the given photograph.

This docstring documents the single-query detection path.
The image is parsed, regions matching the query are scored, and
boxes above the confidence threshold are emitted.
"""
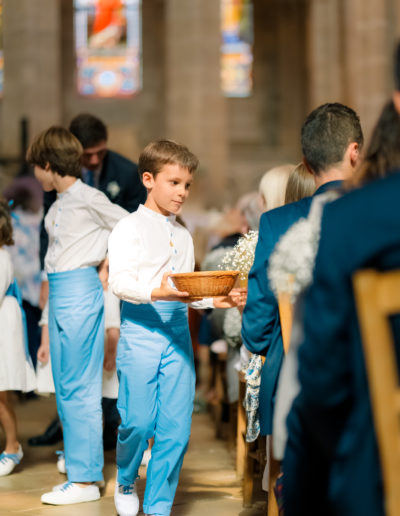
[283,97,400,516]
[242,192,314,355]
[284,173,400,516]
[241,103,363,436]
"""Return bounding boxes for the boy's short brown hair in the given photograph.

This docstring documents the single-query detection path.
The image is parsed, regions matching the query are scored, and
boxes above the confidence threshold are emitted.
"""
[26,126,83,178]
[138,139,199,179]
[0,198,14,247]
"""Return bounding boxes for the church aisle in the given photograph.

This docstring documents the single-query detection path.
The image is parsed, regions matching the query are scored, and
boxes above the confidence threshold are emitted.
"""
[1,395,266,515]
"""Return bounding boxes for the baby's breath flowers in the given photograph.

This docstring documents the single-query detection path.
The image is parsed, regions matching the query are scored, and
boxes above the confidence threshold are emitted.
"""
[221,230,258,281]
[268,190,339,302]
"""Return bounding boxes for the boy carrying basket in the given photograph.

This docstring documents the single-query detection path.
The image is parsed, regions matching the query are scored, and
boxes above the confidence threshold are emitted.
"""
[109,140,245,516]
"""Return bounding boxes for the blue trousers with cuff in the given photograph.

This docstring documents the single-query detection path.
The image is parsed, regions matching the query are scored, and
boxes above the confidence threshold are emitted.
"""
[116,301,195,516]
[48,267,104,483]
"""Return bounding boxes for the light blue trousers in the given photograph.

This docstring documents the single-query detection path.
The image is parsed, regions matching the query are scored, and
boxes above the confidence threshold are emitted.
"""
[116,301,195,516]
[48,268,104,482]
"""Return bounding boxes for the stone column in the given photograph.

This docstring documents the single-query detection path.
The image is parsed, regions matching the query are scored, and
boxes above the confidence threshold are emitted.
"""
[307,0,399,138]
[307,0,344,108]
[164,0,228,208]
[1,0,62,160]
[275,0,308,152]
[341,0,394,137]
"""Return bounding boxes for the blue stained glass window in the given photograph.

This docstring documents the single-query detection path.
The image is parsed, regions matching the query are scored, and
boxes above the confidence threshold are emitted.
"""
[74,0,141,98]
[221,0,253,98]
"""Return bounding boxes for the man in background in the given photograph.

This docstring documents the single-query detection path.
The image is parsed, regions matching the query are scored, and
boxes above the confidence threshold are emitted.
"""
[283,42,400,516]
[241,103,363,438]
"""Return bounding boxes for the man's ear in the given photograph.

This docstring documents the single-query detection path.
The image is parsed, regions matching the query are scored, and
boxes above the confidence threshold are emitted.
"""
[141,171,154,189]
[348,142,360,168]
[393,90,400,115]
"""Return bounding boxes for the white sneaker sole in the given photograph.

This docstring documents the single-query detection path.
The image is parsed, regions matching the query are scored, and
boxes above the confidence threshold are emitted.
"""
[41,493,100,505]
[41,485,100,505]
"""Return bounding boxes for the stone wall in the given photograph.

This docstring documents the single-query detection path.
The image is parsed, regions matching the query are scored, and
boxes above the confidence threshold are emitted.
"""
[308,0,399,137]
[0,0,400,201]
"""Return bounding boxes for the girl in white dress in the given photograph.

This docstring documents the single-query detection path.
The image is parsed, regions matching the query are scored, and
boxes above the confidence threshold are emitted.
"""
[0,200,36,476]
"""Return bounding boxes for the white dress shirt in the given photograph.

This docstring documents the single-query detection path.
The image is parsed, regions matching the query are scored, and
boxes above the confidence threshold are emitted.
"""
[44,179,128,273]
[108,204,213,308]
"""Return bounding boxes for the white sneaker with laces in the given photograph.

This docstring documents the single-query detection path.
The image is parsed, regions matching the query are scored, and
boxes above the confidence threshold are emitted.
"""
[114,482,139,516]
[56,450,66,474]
[53,479,105,491]
[41,482,100,505]
[0,445,23,476]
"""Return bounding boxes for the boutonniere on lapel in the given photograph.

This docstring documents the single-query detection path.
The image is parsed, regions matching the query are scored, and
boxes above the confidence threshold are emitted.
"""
[107,181,120,198]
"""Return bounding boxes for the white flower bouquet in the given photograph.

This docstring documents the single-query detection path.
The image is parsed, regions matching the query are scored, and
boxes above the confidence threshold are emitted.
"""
[220,230,259,282]
[268,190,339,301]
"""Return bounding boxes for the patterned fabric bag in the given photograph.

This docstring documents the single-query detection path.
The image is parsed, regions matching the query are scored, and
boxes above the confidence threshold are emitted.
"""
[244,354,263,442]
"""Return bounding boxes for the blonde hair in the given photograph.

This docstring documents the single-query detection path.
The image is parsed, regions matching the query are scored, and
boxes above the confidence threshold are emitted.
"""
[259,164,295,212]
[284,162,315,204]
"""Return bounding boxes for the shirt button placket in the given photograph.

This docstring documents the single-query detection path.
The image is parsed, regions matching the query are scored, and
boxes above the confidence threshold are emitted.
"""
[167,218,177,272]
[54,205,62,245]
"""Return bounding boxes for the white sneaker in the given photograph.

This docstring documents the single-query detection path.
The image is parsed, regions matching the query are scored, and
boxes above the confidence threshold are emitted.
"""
[53,480,105,491]
[56,451,66,474]
[114,482,139,516]
[41,482,100,505]
[0,445,23,476]
[141,449,151,467]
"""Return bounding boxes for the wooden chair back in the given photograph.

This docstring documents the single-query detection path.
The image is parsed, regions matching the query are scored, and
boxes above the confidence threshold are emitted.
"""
[265,292,295,516]
[353,269,400,516]
[278,292,294,354]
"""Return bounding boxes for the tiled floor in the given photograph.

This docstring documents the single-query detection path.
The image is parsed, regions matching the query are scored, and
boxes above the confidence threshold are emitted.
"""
[1,395,266,515]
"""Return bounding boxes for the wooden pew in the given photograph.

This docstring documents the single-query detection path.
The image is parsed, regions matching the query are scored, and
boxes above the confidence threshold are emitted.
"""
[266,292,294,516]
[353,269,400,516]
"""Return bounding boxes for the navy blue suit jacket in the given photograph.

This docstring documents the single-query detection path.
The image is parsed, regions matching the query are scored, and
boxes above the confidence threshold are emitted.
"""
[241,181,342,435]
[283,171,400,516]
[40,150,146,268]
[97,150,146,212]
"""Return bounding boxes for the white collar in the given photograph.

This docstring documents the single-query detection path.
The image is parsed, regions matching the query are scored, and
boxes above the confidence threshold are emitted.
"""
[138,204,176,223]
[57,178,82,198]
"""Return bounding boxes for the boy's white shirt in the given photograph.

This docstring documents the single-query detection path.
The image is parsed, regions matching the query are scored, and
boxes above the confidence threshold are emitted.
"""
[108,204,213,309]
[44,179,128,273]
[40,179,128,326]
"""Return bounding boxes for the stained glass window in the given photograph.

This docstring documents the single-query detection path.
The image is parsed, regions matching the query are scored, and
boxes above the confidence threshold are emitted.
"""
[221,0,253,97]
[74,0,141,98]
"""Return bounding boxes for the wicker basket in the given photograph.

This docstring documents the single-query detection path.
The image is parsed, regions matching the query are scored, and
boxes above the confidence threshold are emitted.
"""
[170,270,239,300]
